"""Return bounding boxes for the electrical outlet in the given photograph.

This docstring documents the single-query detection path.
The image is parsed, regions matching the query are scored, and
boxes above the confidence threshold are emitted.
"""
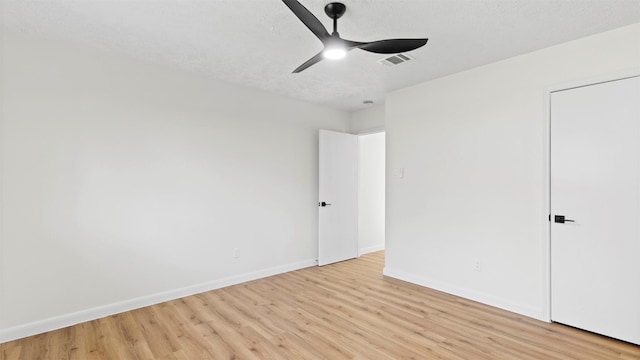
[474,259,481,272]
[233,248,240,259]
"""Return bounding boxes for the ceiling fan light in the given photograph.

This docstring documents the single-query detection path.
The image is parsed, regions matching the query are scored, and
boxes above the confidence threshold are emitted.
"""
[323,46,347,60]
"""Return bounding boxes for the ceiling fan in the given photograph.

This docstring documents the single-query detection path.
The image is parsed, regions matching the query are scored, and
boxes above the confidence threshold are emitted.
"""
[282,0,428,73]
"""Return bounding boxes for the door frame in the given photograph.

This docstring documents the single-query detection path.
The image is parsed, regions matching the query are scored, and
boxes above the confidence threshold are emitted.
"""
[542,68,640,322]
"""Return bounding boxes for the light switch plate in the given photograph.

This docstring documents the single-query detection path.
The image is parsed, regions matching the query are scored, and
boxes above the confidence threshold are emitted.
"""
[393,168,404,179]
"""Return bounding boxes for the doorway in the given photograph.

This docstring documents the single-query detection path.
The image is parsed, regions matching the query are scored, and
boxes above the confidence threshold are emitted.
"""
[358,131,386,255]
[317,130,386,266]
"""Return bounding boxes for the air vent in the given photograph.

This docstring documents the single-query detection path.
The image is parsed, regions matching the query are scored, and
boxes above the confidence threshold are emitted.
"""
[377,53,414,67]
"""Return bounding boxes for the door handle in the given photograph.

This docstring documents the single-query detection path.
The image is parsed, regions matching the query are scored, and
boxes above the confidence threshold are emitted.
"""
[554,215,575,223]
[318,201,332,207]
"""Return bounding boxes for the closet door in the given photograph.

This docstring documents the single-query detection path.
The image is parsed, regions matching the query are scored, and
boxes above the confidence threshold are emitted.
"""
[550,76,640,345]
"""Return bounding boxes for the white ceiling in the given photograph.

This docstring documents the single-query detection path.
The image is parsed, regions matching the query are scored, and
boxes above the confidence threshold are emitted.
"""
[3,0,640,112]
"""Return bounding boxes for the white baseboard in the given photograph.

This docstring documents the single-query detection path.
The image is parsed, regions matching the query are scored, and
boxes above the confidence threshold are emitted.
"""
[383,267,544,321]
[359,244,385,255]
[0,259,317,344]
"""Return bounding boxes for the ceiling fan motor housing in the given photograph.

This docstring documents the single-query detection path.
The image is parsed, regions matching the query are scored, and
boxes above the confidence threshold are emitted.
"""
[324,3,346,19]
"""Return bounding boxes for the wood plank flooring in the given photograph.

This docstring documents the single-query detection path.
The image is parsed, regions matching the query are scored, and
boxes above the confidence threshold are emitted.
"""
[1,251,638,359]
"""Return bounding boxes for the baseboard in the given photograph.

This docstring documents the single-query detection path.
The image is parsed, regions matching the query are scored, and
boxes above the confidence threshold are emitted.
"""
[383,267,544,321]
[0,258,317,344]
[359,244,385,255]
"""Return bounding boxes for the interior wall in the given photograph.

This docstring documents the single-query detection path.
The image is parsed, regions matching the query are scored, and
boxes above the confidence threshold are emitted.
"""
[349,104,385,134]
[0,0,6,330]
[0,32,349,341]
[358,132,385,255]
[384,23,640,320]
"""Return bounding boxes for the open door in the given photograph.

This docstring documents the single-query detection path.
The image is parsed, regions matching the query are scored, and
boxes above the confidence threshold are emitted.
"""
[318,130,358,266]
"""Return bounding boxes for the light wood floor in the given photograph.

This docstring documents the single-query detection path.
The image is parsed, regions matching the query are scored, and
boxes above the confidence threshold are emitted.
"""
[1,251,638,359]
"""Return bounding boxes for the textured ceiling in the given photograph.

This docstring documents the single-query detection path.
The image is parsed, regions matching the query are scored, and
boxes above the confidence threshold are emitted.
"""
[2,0,640,112]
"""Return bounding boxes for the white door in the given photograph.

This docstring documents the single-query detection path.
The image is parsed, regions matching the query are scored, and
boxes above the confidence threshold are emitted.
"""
[318,130,358,266]
[550,76,640,345]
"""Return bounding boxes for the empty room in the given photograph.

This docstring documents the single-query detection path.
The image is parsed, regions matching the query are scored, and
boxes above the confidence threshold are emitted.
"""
[1,0,639,359]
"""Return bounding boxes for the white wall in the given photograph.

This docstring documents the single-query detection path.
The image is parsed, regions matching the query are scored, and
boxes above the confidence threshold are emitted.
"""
[358,132,385,255]
[384,23,640,320]
[0,33,350,341]
[0,0,6,331]
[349,104,385,134]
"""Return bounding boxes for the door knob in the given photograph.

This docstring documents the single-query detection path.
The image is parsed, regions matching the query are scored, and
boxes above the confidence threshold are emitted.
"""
[554,215,575,223]
[318,201,332,207]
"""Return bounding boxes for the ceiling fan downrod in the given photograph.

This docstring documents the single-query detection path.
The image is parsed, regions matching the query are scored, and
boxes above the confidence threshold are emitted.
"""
[324,2,346,35]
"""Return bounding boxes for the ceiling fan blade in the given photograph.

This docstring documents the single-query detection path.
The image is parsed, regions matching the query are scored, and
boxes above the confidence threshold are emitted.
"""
[343,39,366,49]
[282,0,330,42]
[292,51,325,73]
[356,38,428,54]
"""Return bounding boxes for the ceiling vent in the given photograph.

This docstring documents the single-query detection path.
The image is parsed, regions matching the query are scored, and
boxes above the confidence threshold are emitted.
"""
[377,53,414,67]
